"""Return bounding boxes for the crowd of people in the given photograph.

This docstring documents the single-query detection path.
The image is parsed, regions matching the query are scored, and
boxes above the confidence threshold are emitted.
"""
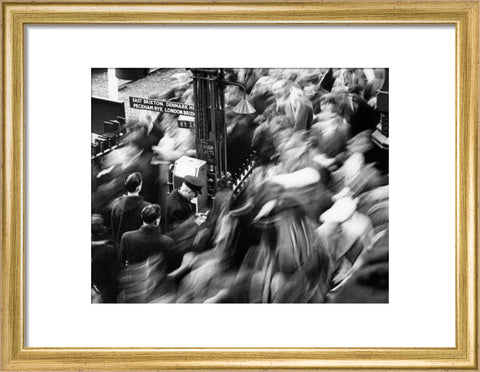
[91,68,389,303]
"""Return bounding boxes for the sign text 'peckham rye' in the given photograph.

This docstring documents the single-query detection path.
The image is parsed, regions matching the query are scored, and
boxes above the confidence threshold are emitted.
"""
[129,96,195,117]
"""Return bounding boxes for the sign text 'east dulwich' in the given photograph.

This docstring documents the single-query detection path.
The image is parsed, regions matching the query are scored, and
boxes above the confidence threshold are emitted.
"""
[129,96,195,117]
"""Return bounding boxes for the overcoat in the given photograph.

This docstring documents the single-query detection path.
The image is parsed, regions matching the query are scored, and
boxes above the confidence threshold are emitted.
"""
[166,190,194,228]
[111,195,150,247]
[120,225,178,271]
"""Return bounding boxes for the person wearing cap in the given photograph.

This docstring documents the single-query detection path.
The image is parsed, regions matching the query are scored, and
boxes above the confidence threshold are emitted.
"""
[166,175,204,229]
[111,172,150,249]
[151,113,196,231]
[119,204,177,270]
[299,73,330,115]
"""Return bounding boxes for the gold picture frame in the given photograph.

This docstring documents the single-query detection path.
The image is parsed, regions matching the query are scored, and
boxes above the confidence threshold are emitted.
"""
[1,1,478,370]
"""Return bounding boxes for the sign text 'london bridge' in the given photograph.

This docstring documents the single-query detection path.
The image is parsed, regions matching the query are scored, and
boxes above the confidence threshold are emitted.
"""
[129,96,195,117]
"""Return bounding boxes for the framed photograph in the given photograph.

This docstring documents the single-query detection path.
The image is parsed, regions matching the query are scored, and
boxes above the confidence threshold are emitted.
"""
[1,1,478,370]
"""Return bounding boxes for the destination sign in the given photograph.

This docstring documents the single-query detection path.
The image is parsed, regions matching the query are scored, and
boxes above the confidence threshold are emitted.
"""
[129,96,195,117]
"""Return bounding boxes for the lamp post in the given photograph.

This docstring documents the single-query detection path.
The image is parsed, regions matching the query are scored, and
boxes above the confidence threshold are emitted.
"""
[191,68,255,199]
[191,68,226,198]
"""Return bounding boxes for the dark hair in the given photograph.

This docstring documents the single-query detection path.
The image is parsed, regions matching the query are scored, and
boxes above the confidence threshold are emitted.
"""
[270,115,293,131]
[91,214,105,235]
[125,172,142,192]
[252,124,277,166]
[298,74,320,88]
[320,94,337,106]
[141,204,161,224]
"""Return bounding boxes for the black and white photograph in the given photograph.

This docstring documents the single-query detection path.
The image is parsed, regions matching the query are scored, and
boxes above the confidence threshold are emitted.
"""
[91,68,389,304]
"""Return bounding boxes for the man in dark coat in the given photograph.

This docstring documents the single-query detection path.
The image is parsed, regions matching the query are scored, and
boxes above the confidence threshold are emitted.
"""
[349,94,377,137]
[119,204,178,271]
[166,175,204,229]
[111,172,150,249]
[226,112,256,178]
[299,74,330,115]
[292,96,314,132]
[91,214,118,303]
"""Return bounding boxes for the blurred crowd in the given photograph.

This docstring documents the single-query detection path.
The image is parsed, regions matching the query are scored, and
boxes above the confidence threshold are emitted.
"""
[91,68,389,303]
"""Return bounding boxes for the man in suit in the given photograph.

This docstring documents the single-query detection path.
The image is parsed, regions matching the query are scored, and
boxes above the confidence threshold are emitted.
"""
[270,79,313,133]
[119,204,178,271]
[111,172,150,249]
[299,73,330,115]
[166,175,204,229]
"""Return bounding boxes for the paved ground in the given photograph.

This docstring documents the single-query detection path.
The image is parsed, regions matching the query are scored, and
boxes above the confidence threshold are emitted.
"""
[91,68,187,122]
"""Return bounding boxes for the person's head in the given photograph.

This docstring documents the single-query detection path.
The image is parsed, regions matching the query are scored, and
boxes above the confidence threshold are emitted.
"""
[270,115,293,148]
[179,175,203,201]
[141,204,161,226]
[91,214,106,236]
[252,123,278,166]
[373,68,385,80]
[125,172,142,194]
[170,72,190,98]
[270,115,293,131]
[250,76,274,96]
[303,84,316,100]
[320,94,337,113]
[160,113,179,134]
[268,69,283,79]
[182,88,194,105]
[272,79,288,100]
[225,85,242,107]
[138,111,154,129]
[282,69,298,82]
[299,73,320,99]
